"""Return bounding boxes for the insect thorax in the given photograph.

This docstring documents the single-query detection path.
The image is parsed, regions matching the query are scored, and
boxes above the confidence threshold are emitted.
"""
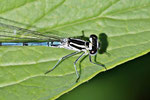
[53,34,99,56]
[68,38,89,51]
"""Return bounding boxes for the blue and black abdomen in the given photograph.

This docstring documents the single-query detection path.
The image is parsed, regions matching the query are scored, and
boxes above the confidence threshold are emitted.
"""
[0,42,61,46]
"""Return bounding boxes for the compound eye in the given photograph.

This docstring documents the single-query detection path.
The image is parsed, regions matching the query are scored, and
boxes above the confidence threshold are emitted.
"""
[89,34,98,55]
[90,34,97,40]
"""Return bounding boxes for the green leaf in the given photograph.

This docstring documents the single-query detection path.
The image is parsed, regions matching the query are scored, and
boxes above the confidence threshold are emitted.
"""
[0,0,150,100]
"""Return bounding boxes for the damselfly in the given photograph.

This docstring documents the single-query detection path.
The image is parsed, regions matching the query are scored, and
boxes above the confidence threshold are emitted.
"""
[0,17,106,82]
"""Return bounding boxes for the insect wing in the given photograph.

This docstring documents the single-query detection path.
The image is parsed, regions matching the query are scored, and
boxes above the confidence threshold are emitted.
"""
[0,17,63,42]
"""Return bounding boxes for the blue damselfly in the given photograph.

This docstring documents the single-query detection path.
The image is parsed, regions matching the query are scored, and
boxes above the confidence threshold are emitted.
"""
[0,17,106,82]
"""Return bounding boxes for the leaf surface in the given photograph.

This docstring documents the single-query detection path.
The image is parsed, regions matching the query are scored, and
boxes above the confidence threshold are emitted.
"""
[0,0,150,100]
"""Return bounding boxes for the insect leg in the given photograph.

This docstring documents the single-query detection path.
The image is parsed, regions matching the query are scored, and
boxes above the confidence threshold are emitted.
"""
[74,52,85,82]
[45,51,80,74]
[89,55,107,70]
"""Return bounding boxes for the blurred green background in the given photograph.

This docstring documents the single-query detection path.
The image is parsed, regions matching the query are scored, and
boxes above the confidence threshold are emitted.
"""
[58,53,150,100]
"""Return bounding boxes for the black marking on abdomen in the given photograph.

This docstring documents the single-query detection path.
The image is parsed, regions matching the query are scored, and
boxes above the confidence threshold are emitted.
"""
[47,42,50,47]
[23,43,28,46]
